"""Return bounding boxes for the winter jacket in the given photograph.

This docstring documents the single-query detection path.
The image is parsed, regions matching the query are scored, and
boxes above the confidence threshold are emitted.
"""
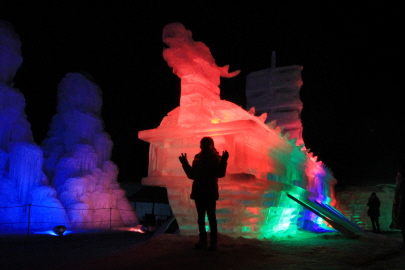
[181,149,227,201]
[367,197,380,218]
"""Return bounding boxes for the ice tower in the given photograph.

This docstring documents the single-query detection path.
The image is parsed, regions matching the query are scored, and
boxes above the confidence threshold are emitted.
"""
[41,72,138,229]
[139,23,336,238]
[246,51,304,145]
[0,20,69,231]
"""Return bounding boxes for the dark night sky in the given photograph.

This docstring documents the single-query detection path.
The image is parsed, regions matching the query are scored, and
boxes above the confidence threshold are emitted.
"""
[0,1,402,186]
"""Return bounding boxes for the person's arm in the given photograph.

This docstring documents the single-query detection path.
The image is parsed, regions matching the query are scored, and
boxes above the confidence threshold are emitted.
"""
[179,153,194,179]
[216,150,229,178]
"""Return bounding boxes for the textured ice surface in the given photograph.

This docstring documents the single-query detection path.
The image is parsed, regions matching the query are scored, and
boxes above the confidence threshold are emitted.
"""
[163,22,240,104]
[42,72,138,229]
[139,23,336,238]
[0,21,69,231]
[0,20,23,84]
[0,21,137,232]
[246,60,304,145]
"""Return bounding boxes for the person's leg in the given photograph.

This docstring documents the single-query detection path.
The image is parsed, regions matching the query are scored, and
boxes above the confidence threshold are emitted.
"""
[194,199,207,249]
[375,217,380,233]
[206,199,217,251]
[206,199,217,236]
[370,217,377,232]
[195,199,207,236]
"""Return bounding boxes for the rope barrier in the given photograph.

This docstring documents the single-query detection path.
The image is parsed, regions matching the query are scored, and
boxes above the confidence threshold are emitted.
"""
[0,203,139,236]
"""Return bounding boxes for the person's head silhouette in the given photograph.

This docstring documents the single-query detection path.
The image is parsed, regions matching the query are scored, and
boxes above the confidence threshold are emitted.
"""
[200,137,214,152]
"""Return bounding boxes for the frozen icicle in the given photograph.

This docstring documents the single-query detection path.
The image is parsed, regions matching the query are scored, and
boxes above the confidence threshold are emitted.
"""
[0,149,7,172]
[0,85,34,150]
[42,72,138,229]
[71,144,98,173]
[0,21,69,232]
[94,133,113,167]
[9,142,45,205]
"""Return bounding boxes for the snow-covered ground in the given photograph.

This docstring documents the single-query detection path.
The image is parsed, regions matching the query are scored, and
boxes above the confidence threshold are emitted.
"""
[1,229,403,270]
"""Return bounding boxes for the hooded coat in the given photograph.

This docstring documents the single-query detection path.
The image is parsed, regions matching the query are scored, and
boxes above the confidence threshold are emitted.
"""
[181,149,227,201]
[367,194,380,218]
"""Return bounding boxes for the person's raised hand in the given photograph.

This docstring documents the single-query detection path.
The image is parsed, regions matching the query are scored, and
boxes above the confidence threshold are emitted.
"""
[179,153,188,165]
[222,150,229,162]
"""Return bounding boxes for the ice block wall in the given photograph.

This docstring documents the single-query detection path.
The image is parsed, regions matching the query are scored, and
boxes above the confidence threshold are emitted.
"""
[139,22,336,238]
[42,72,138,229]
[0,20,70,231]
[335,185,395,231]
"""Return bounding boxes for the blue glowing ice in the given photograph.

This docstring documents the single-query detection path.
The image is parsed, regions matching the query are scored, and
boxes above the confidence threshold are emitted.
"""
[41,72,138,229]
[0,20,70,231]
[0,21,137,233]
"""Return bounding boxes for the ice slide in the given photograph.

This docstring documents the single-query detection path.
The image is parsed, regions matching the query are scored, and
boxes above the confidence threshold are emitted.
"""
[287,193,363,238]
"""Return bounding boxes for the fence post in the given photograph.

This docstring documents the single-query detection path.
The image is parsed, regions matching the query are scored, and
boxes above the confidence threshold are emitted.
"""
[27,203,31,238]
[109,207,112,231]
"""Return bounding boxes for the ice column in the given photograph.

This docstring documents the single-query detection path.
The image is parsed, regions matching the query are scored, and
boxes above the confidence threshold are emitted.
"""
[0,20,69,231]
[42,72,138,229]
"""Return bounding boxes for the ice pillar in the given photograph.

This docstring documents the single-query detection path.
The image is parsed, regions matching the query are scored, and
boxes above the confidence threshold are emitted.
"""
[42,72,138,229]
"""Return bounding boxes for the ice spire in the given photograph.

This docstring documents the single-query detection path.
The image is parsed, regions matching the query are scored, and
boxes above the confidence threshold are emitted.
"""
[42,72,138,229]
[0,21,69,231]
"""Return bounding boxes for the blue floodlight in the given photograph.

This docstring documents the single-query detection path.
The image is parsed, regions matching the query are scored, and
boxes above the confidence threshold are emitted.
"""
[53,225,67,236]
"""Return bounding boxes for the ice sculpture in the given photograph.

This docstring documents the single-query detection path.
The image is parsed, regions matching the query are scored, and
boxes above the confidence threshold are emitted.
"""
[163,22,240,87]
[162,22,240,125]
[0,20,70,231]
[41,72,138,229]
[246,51,304,145]
[139,23,336,238]
[0,20,22,84]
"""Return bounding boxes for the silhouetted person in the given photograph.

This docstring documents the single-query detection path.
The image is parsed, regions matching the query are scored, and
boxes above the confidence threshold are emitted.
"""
[390,159,405,246]
[367,192,380,233]
[179,137,228,251]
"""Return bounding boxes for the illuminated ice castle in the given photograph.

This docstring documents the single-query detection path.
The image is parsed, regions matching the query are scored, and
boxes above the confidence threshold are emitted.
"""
[139,23,338,238]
